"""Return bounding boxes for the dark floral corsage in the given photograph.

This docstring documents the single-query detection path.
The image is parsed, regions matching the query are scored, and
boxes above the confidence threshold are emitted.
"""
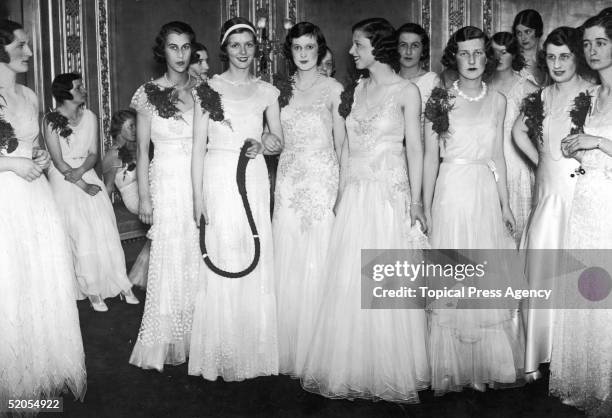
[144,82,182,119]
[195,82,232,129]
[118,145,136,172]
[520,89,544,146]
[569,90,592,135]
[338,77,359,119]
[46,111,73,140]
[0,99,18,154]
[273,74,294,109]
[424,87,455,139]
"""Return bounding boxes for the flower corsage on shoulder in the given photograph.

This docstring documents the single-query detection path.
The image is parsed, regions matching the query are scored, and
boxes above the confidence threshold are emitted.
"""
[520,89,544,146]
[569,90,592,135]
[144,82,182,119]
[46,110,73,141]
[195,82,232,129]
[273,74,294,109]
[424,87,455,140]
[0,99,17,154]
[338,76,360,119]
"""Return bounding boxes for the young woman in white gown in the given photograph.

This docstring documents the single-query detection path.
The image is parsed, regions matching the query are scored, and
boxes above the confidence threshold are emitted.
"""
[423,26,522,394]
[300,18,430,403]
[0,19,86,406]
[189,17,284,382]
[102,109,149,289]
[45,73,138,312]
[513,9,547,87]
[513,27,595,381]
[273,22,343,377]
[397,23,440,121]
[489,32,538,246]
[550,14,612,416]
[129,21,201,371]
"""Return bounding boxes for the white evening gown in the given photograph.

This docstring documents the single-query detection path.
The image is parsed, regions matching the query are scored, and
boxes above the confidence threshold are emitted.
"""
[274,76,339,377]
[129,83,201,371]
[0,85,86,406]
[300,79,430,403]
[188,76,279,381]
[550,87,612,416]
[47,109,133,300]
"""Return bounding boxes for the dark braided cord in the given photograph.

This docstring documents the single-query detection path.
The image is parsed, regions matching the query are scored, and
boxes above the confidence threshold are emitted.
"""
[199,141,260,278]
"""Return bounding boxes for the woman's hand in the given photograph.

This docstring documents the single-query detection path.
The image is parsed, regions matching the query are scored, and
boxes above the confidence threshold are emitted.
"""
[32,148,51,170]
[561,134,601,157]
[13,157,43,181]
[502,205,516,237]
[139,195,153,224]
[261,132,282,154]
[409,203,428,234]
[193,199,209,227]
[244,138,263,159]
[64,166,85,183]
[81,183,102,196]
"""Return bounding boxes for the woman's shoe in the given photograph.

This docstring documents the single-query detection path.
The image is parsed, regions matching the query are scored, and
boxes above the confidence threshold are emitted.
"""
[120,288,139,305]
[525,370,542,383]
[89,295,109,312]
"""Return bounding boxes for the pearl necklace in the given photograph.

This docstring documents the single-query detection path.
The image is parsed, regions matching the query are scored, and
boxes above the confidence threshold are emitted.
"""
[453,80,487,102]
[164,72,191,89]
[294,74,321,92]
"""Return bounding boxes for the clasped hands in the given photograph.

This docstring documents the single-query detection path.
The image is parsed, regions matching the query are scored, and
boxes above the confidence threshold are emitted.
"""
[561,133,602,158]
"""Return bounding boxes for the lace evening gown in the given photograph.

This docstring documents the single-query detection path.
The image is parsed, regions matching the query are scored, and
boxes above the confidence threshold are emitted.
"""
[0,85,86,406]
[274,77,340,377]
[47,109,133,300]
[429,89,523,394]
[300,79,430,403]
[188,76,279,381]
[549,86,612,416]
[129,83,201,371]
[521,81,594,374]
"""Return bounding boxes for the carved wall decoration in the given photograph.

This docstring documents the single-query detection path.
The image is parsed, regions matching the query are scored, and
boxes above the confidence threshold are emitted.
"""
[286,0,297,24]
[420,0,432,70]
[228,0,240,19]
[61,0,83,73]
[448,0,467,36]
[95,0,112,150]
[482,0,493,35]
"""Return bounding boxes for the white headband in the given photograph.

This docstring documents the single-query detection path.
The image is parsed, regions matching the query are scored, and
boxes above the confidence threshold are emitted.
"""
[221,24,256,44]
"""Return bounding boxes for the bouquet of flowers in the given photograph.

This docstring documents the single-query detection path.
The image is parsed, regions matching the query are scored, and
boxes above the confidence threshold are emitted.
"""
[273,74,294,109]
[424,87,455,139]
[569,90,592,135]
[144,82,182,119]
[520,89,545,146]
[46,111,73,141]
[0,101,17,154]
[195,82,232,129]
[338,77,359,119]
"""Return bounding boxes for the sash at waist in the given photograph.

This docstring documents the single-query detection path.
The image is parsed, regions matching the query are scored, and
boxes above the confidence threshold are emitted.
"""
[350,142,403,158]
[442,158,499,182]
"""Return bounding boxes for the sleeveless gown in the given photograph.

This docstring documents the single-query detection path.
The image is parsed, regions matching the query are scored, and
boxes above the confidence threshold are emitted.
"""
[549,86,612,416]
[521,82,592,374]
[47,109,132,300]
[188,76,279,381]
[300,79,430,403]
[274,77,339,377]
[429,90,523,393]
[129,83,201,371]
[0,86,86,405]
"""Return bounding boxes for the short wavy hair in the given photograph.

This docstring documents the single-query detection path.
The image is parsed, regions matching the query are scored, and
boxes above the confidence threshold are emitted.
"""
[513,9,544,39]
[492,31,526,71]
[219,17,258,62]
[51,72,81,104]
[0,19,23,63]
[283,22,327,73]
[542,26,593,79]
[397,22,430,62]
[441,26,496,78]
[152,21,195,64]
[352,18,399,72]
[110,109,136,140]
[190,41,208,65]
[584,12,612,41]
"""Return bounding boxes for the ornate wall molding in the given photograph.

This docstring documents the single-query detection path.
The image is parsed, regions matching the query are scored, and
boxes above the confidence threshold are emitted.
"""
[95,0,112,151]
[482,0,493,35]
[286,0,297,24]
[60,0,83,73]
[420,0,431,70]
[448,0,467,36]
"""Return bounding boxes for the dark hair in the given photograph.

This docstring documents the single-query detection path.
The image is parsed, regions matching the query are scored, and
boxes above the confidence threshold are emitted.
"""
[110,109,136,140]
[0,19,23,63]
[152,21,195,64]
[542,26,592,79]
[583,12,612,42]
[512,9,544,38]
[441,26,496,78]
[190,41,208,65]
[51,72,82,103]
[219,17,257,62]
[352,18,399,72]
[283,21,327,72]
[397,22,430,62]
[492,31,526,71]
